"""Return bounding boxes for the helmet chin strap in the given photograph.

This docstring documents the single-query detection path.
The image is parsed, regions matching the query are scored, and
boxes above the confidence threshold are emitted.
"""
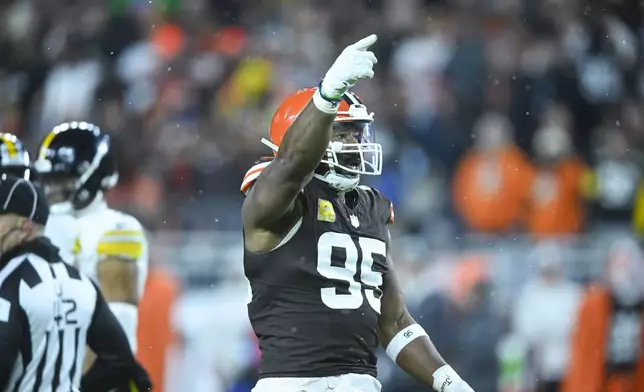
[314,165,360,192]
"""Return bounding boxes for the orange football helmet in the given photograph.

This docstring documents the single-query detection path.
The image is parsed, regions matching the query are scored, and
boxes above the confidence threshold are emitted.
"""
[260,88,382,191]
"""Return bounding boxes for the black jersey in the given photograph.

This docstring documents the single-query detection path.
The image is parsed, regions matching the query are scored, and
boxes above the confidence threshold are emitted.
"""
[244,178,394,378]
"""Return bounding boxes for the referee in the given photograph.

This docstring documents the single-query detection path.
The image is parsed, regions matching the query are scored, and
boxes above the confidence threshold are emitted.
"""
[0,175,152,391]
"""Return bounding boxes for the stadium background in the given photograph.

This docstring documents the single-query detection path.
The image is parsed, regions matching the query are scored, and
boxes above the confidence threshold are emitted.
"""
[1,0,644,391]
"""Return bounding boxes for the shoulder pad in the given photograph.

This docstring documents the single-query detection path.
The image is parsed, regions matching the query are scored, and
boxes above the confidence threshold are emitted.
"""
[357,185,394,225]
[241,156,274,196]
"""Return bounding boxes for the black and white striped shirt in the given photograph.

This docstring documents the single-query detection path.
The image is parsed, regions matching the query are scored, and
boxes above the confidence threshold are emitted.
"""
[0,237,146,392]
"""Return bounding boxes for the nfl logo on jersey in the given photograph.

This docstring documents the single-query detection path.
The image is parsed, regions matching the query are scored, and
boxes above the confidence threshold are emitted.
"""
[350,214,360,228]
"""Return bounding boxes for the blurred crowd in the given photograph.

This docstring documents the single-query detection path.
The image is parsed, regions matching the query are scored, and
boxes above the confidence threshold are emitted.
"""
[1,0,642,237]
[2,0,644,391]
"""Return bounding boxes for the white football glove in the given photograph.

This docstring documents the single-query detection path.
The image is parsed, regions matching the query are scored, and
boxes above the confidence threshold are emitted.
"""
[433,365,475,392]
[319,34,378,101]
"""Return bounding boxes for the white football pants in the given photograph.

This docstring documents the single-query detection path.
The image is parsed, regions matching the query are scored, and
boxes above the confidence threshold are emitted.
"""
[252,373,381,392]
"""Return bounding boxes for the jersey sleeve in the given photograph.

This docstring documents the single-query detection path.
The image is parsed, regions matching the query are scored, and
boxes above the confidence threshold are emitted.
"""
[376,190,394,225]
[359,185,394,225]
[96,216,147,262]
[0,296,21,389]
[241,156,274,196]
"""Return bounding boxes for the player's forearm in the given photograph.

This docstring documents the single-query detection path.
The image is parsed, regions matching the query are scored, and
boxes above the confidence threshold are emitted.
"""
[274,97,335,181]
[97,258,139,351]
[85,281,140,389]
[82,348,96,373]
[380,312,447,386]
[101,284,138,348]
[381,312,474,392]
[243,97,336,227]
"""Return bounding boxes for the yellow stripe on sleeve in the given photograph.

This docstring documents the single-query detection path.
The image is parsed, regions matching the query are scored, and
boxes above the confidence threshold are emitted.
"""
[102,229,143,238]
[97,228,145,259]
[96,241,144,260]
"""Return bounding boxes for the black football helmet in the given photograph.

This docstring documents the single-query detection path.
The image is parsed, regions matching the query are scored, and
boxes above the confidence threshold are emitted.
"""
[0,133,31,180]
[34,122,118,211]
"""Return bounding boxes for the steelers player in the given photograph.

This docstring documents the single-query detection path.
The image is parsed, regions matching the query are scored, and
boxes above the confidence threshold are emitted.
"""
[241,35,475,392]
[0,133,32,179]
[34,122,148,357]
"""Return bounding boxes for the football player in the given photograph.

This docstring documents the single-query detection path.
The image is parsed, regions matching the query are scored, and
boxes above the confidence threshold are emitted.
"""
[34,122,148,357]
[241,35,475,392]
[0,133,33,179]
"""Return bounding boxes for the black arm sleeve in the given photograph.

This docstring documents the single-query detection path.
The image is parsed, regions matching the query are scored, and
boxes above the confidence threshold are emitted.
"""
[81,281,150,391]
[0,298,22,390]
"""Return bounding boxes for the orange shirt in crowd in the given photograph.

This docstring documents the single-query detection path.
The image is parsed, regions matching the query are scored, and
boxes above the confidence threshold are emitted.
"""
[137,267,179,392]
[524,158,587,238]
[453,146,531,233]
[563,286,644,392]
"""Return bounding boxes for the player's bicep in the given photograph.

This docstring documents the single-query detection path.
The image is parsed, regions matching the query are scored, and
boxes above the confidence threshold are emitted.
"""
[243,158,312,229]
[380,258,410,329]
[86,281,133,357]
[96,228,145,303]
[96,258,138,303]
[83,281,139,391]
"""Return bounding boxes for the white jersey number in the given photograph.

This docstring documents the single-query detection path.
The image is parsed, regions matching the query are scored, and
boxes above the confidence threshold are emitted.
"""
[317,232,386,313]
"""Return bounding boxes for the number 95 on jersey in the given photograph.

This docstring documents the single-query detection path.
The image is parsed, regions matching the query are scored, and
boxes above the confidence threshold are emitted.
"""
[317,232,387,313]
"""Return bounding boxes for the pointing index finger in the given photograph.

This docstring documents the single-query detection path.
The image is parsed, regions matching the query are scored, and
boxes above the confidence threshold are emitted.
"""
[348,34,378,51]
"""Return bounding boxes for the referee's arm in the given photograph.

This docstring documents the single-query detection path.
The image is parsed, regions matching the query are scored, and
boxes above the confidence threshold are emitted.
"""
[81,281,151,392]
[0,297,22,389]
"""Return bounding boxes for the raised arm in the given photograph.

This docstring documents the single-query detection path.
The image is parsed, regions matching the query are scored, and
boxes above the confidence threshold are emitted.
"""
[242,34,378,233]
[243,99,335,229]
[379,230,475,392]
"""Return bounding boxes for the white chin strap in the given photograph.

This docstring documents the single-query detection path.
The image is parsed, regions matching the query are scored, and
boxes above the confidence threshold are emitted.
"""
[314,170,360,192]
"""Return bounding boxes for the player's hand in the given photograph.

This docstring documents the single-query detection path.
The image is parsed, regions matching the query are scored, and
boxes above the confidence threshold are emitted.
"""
[433,365,475,392]
[320,34,378,101]
[439,379,475,392]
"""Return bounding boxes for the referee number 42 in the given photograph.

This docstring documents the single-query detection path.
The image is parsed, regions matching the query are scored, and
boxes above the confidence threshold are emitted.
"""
[54,298,78,326]
[317,232,386,313]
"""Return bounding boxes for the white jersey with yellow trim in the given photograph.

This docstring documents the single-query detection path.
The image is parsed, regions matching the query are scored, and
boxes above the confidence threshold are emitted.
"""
[44,198,149,298]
